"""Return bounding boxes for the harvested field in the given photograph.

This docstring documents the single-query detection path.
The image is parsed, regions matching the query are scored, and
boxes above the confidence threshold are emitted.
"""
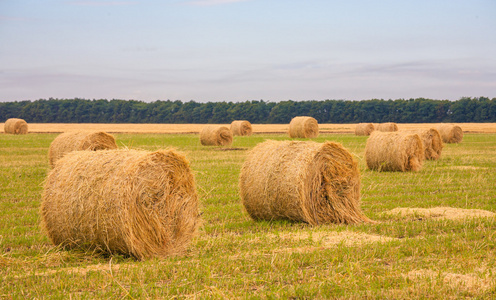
[3,122,495,134]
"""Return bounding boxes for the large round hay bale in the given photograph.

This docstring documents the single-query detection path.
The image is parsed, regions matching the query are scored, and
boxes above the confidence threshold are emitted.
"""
[288,116,319,138]
[40,149,200,260]
[48,131,118,167]
[4,118,28,134]
[376,122,398,132]
[200,125,233,146]
[355,123,375,136]
[230,120,253,136]
[239,140,371,225]
[437,124,463,143]
[407,128,444,160]
[365,131,424,172]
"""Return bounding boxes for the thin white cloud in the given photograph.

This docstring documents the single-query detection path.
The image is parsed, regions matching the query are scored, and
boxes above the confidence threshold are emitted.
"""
[183,0,250,6]
[66,1,138,6]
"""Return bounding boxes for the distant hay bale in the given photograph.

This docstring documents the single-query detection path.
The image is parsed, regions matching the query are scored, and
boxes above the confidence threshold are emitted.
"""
[376,122,398,132]
[355,123,375,136]
[239,140,372,225]
[4,118,28,134]
[200,125,233,146]
[48,131,118,167]
[40,149,200,260]
[288,116,319,138]
[230,120,253,136]
[406,128,444,160]
[365,131,424,172]
[437,124,463,143]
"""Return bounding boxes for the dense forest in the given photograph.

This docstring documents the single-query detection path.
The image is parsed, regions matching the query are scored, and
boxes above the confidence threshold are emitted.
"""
[1,97,495,124]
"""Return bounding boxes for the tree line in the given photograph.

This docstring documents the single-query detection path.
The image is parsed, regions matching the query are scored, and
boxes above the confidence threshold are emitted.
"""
[1,97,495,124]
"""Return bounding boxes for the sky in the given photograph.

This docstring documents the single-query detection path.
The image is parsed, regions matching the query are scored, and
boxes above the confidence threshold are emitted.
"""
[0,0,495,103]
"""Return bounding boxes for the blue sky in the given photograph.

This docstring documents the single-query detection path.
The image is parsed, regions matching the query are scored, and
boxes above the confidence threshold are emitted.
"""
[1,0,495,102]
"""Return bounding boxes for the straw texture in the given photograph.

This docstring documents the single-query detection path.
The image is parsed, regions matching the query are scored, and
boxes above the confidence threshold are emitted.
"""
[200,125,233,146]
[40,149,200,260]
[48,131,118,167]
[239,140,371,225]
[355,123,375,136]
[376,122,398,132]
[437,124,463,143]
[230,120,253,136]
[288,116,319,138]
[4,118,28,134]
[365,131,424,171]
[407,128,444,160]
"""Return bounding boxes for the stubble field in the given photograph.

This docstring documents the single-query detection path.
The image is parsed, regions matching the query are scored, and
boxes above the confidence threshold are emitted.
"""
[1,123,496,299]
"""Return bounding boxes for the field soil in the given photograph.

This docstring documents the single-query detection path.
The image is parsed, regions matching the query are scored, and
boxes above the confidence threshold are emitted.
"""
[2,122,496,134]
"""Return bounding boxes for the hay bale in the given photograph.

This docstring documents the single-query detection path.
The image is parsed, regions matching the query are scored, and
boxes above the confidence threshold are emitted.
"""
[200,125,233,146]
[230,120,253,136]
[406,128,444,160]
[239,140,371,225]
[376,122,398,132]
[40,149,200,260]
[355,123,375,136]
[365,131,424,172]
[288,116,319,138]
[437,124,463,143]
[4,118,28,134]
[48,131,118,167]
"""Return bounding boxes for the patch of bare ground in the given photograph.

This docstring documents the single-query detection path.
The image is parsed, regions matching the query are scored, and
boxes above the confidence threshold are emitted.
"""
[403,269,494,293]
[384,207,495,221]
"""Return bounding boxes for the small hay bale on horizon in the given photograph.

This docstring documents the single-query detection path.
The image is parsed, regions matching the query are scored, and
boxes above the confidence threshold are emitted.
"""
[365,131,424,172]
[288,116,319,138]
[239,140,372,225]
[376,122,398,132]
[200,125,233,146]
[230,120,253,136]
[40,149,200,260]
[4,118,28,134]
[48,131,118,167]
[355,123,375,136]
[406,128,444,160]
[437,124,463,143]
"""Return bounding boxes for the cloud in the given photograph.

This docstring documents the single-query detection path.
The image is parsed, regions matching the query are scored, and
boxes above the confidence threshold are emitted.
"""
[183,0,250,6]
[66,1,139,6]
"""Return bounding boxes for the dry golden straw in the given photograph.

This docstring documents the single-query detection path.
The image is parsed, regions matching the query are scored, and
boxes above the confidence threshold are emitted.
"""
[376,122,398,132]
[40,149,200,260]
[4,118,28,134]
[288,116,319,138]
[48,131,118,167]
[437,124,463,143]
[200,125,233,146]
[406,128,444,160]
[365,131,425,172]
[239,140,371,225]
[355,123,375,136]
[230,120,253,136]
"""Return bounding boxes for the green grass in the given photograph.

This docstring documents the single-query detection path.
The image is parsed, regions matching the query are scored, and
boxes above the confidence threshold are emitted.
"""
[1,132,496,299]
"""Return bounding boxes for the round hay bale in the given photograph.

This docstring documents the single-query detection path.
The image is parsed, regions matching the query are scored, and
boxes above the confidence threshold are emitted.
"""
[40,149,200,260]
[376,122,398,132]
[239,140,371,225]
[48,131,118,167]
[365,131,424,172]
[230,120,253,136]
[4,118,28,134]
[355,123,375,136]
[406,128,444,160]
[200,125,233,146]
[288,116,319,138]
[437,124,463,143]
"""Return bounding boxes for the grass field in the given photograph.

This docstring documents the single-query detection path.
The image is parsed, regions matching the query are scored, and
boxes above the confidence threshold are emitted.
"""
[1,130,496,299]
